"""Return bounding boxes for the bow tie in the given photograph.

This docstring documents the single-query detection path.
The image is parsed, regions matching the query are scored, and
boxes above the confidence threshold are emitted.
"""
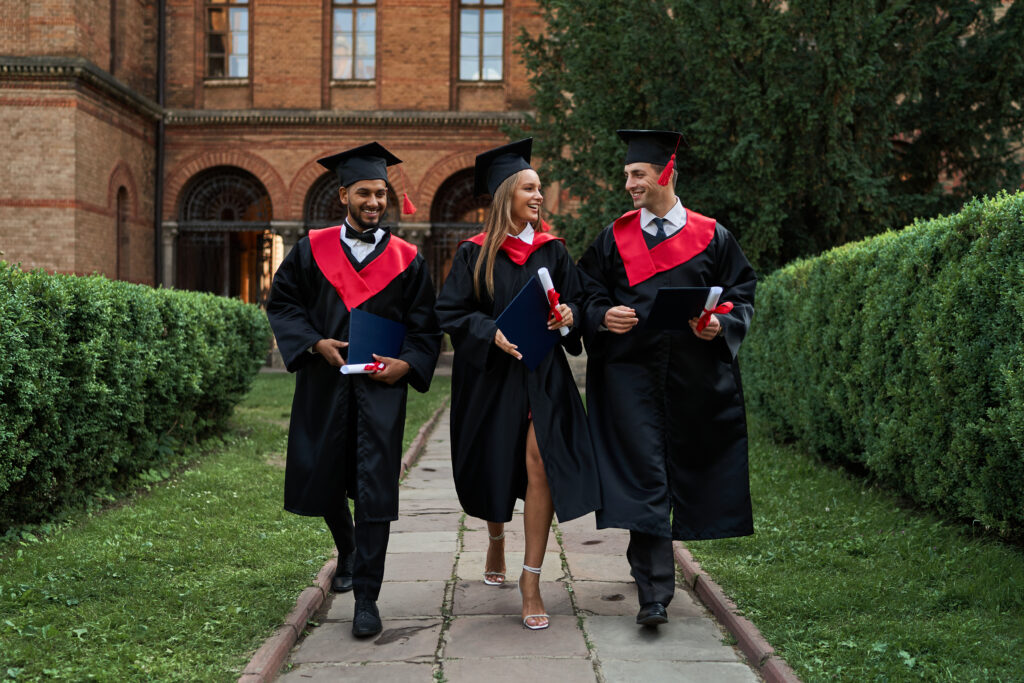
[345,224,377,244]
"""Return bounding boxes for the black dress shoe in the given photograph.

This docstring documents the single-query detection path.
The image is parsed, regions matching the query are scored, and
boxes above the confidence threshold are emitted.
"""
[352,599,382,638]
[331,552,354,593]
[636,602,668,626]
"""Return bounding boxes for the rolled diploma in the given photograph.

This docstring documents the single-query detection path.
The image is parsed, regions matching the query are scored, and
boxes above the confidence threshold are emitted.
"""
[703,286,724,313]
[340,361,386,375]
[537,267,570,337]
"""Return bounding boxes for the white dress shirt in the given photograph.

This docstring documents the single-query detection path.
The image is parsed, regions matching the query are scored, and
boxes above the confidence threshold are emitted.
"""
[640,198,687,238]
[341,221,384,263]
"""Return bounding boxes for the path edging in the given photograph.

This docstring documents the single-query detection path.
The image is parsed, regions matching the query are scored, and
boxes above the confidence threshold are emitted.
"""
[673,542,801,683]
[237,396,450,683]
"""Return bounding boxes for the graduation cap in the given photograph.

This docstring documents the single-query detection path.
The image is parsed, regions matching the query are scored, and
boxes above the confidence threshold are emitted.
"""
[317,142,417,215]
[474,138,534,197]
[617,129,685,186]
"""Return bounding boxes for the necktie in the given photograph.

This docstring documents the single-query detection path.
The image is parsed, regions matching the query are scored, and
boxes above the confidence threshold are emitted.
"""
[651,217,666,238]
[345,224,377,244]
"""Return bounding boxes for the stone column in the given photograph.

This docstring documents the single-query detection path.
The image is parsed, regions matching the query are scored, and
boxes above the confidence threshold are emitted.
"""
[272,220,305,258]
[396,221,431,250]
[161,221,177,288]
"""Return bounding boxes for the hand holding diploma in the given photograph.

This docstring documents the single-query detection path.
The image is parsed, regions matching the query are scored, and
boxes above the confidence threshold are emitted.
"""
[340,360,386,374]
[688,286,733,340]
[367,354,410,385]
[537,267,571,336]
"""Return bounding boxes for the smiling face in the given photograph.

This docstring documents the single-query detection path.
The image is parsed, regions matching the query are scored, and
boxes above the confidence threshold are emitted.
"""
[509,168,543,229]
[624,162,673,212]
[339,178,388,231]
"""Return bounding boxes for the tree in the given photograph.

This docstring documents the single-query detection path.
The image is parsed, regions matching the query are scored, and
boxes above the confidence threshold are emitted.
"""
[516,0,1024,271]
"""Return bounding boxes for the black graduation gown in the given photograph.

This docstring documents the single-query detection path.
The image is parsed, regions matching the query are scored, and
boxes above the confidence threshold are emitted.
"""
[266,228,442,521]
[578,208,756,540]
[435,235,600,524]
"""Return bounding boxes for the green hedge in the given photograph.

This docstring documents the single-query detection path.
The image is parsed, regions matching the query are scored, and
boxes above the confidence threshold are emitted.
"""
[743,191,1024,537]
[0,264,272,532]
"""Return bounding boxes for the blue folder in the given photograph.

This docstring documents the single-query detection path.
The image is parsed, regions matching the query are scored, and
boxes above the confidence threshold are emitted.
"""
[494,276,560,371]
[644,287,713,331]
[347,308,407,364]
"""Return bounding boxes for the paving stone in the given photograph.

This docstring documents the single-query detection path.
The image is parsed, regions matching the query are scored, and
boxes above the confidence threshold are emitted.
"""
[326,581,447,620]
[278,661,435,683]
[444,657,596,683]
[570,581,704,618]
[390,512,462,533]
[583,615,740,662]
[553,513,599,533]
[451,579,573,616]
[399,499,463,514]
[458,551,564,582]
[387,530,458,553]
[445,615,588,658]
[559,527,630,554]
[400,487,461,500]
[461,528,559,552]
[563,552,633,582]
[289,618,442,664]
[383,552,454,581]
[600,660,758,683]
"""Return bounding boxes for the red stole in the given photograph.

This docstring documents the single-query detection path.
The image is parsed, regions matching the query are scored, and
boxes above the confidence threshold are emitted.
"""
[612,208,716,286]
[308,226,419,310]
[463,231,565,265]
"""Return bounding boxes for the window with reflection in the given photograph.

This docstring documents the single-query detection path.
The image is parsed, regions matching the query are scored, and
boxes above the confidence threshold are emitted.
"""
[207,0,249,78]
[459,0,503,81]
[333,0,376,80]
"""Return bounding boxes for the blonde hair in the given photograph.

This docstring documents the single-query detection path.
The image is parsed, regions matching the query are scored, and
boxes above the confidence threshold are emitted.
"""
[473,169,537,300]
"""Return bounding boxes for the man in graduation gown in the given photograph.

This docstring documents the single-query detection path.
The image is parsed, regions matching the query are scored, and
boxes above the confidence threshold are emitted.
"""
[266,142,442,637]
[577,129,756,627]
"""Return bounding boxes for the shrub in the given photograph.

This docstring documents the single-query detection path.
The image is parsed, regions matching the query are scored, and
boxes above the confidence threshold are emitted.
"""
[743,191,1024,537]
[0,265,271,531]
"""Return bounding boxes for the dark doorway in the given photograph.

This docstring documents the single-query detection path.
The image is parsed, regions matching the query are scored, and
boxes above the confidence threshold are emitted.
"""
[424,168,490,290]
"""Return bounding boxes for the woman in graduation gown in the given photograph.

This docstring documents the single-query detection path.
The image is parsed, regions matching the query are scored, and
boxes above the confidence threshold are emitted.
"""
[435,139,599,630]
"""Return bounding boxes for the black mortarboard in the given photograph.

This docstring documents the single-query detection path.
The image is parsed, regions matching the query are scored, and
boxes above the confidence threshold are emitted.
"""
[474,138,533,197]
[617,130,685,185]
[317,142,402,188]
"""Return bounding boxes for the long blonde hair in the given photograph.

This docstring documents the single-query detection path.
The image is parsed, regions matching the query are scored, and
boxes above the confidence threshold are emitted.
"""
[472,169,537,300]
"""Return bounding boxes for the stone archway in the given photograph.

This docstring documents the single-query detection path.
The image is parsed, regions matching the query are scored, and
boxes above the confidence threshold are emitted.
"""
[423,167,490,289]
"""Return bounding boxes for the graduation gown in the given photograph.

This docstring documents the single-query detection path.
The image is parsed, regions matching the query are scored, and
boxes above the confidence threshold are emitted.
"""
[577,208,756,540]
[266,227,442,521]
[435,233,600,523]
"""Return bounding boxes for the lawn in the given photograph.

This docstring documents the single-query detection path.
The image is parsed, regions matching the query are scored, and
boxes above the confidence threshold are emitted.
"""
[0,372,451,681]
[686,416,1024,682]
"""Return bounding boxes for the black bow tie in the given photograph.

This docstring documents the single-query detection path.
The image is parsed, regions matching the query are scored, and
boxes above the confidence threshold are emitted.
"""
[345,224,377,244]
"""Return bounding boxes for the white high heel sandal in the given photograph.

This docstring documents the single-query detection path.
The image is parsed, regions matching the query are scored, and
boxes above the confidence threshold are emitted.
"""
[483,531,506,586]
[518,564,550,630]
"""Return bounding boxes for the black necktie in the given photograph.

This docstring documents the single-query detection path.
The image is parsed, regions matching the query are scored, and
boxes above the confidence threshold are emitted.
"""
[345,224,376,244]
[651,217,667,238]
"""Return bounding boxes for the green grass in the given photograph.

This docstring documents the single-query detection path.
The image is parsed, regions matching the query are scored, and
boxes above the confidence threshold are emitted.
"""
[0,372,451,681]
[686,416,1024,682]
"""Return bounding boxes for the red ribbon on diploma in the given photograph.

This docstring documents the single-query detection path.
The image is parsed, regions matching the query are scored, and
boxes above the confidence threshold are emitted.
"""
[546,288,563,322]
[696,302,733,333]
[364,361,386,373]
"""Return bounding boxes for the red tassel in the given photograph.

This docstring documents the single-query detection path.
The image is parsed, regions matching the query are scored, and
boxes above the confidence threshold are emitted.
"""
[658,154,675,186]
[402,192,417,215]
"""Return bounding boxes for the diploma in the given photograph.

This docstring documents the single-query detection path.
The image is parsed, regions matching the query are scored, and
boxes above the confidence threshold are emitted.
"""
[696,286,734,333]
[536,267,570,337]
[340,361,386,375]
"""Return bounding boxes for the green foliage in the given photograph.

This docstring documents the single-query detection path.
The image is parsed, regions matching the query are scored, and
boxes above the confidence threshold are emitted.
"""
[0,264,272,532]
[516,0,1024,269]
[742,191,1024,536]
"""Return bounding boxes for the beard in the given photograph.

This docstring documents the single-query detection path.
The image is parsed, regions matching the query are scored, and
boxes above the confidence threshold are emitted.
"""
[348,207,382,233]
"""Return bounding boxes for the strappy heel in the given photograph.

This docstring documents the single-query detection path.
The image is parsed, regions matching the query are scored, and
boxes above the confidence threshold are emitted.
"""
[483,531,506,586]
[518,564,549,630]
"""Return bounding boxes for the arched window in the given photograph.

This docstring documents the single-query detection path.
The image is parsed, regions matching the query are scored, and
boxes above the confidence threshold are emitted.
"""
[176,167,273,304]
[115,186,129,280]
[424,168,490,289]
[304,171,399,230]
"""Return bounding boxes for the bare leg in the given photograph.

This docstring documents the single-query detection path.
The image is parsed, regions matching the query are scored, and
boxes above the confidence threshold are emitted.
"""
[521,421,553,628]
[484,520,506,585]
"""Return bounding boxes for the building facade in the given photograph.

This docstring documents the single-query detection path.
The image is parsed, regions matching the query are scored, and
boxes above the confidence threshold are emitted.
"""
[1,0,552,303]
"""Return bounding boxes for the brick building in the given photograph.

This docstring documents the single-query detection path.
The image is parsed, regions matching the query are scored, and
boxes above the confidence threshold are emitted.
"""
[1,0,552,303]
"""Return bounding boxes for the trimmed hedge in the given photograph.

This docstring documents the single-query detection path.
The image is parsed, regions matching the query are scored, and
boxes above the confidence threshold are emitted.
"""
[0,264,272,532]
[743,191,1024,537]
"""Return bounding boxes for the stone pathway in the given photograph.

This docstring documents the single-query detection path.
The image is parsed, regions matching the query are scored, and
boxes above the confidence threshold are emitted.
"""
[275,410,759,682]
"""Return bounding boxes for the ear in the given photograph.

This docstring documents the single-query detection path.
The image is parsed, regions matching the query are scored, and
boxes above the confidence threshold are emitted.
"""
[338,186,348,207]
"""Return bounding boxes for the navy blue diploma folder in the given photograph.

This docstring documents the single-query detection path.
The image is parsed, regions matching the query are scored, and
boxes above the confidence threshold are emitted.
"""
[644,287,713,331]
[347,308,407,364]
[494,276,560,372]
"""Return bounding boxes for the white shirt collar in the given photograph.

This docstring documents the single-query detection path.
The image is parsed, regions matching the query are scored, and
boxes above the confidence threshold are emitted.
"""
[341,221,384,262]
[509,222,535,244]
[640,198,687,236]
